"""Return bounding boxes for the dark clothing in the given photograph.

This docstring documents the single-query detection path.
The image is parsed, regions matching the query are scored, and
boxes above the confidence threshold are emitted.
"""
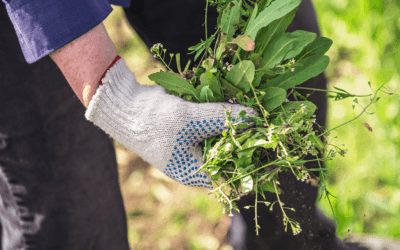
[0,7,129,250]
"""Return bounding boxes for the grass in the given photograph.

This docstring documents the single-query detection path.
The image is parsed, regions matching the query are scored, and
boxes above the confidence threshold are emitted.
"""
[312,0,400,239]
[105,0,400,248]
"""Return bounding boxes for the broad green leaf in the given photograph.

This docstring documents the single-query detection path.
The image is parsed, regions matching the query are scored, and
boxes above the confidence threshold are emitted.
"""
[200,72,224,101]
[243,3,258,33]
[275,101,317,118]
[220,78,243,97]
[260,87,287,112]
[231,35,255,51]
[149,71,200,100]
[282,30,317,61]
[255,6,298,54]
[240,175,253,193]
[260,55,329,90]
[257,0,274,13]
[200,86,217,102]
[258,30,316,69]
[220,1,241,41]
[245,0,301,39]
[225,60,255,93]
[260,181,281,194]
[295,37,333,62]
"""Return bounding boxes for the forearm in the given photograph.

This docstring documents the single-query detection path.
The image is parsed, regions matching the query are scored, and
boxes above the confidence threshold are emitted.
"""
[49,22,118,108]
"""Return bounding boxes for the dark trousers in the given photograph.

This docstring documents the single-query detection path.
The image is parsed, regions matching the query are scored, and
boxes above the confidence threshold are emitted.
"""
[0,7,129,250]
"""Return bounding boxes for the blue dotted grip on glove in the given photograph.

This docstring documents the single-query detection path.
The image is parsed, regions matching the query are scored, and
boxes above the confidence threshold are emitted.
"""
[164,117,250,189]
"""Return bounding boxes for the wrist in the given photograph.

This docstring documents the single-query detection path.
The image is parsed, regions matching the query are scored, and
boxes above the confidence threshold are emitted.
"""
[49,22,118,108]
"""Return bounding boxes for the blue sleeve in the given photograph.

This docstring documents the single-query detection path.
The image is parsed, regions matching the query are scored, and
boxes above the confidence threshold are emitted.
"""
[2,0,131,64]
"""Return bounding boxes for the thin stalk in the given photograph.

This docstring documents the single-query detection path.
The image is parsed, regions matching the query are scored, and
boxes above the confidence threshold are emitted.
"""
[205,0,209,58]
[316,154,339,226]
[319,82,386,138]
[212,82,385,189]
[247,74,269,126]
[294,87,372,97]
[255,175,259,235]
[273,179,289,231]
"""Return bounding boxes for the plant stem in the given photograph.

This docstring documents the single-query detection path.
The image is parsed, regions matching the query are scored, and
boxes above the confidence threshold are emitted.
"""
[316,154,339,226]
[319,81,387,138]
[294,86,372,97]
[247,74,269,126]
[255,175,259,235]
[205,0,209,59]
[273,179,289,231]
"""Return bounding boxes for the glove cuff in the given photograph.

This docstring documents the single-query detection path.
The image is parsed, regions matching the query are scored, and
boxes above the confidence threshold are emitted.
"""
[98,55,122,86]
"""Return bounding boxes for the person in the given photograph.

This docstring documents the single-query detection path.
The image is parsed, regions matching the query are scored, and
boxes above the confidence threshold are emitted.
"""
[0,0,363,249]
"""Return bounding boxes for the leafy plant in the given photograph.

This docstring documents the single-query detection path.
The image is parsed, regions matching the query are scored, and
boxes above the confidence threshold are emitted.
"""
[148,0,388,235]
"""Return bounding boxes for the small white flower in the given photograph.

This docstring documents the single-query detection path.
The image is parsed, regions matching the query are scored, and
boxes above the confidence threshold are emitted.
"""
[291,58,295,64]
[291,68,295,72]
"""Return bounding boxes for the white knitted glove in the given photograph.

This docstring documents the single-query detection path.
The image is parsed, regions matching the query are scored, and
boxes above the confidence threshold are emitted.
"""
[85,58,258,189]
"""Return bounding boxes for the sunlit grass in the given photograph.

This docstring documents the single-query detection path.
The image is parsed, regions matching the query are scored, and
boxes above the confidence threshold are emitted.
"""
[312,0,400,239]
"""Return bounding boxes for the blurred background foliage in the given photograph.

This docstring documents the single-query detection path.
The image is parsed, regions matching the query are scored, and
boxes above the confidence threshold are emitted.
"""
[103,0,400,248]
[312,0,400,239]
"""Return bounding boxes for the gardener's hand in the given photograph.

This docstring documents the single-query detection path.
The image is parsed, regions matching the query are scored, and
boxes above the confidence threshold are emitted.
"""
[85,57,258,189]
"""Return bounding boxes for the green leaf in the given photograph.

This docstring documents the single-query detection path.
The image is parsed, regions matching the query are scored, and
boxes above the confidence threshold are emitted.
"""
[225,60,255,93]
[252,71,264,87]
[282,30,317,61]
[255,6,298,54]
[240,175,253,193]
[245,0,301,40]
[276,101,317,118]
[260,181,281,194]
[231,35,255,51]
[200,72,224,101]
[260,55,329,90]
[148,71,200,100]
[257,0,273,13]
[241,138,275,151]
[260,87,287,112]
[207,72,223,98]
[199,86,217,102]
[220,78,243,97]
[188,32,217,61]
[248,53,262,68]
[295,37,333,62]
[220,1,241,41]
[258,30,316,69]
[243,3,258,33]
[309,134,325,151]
